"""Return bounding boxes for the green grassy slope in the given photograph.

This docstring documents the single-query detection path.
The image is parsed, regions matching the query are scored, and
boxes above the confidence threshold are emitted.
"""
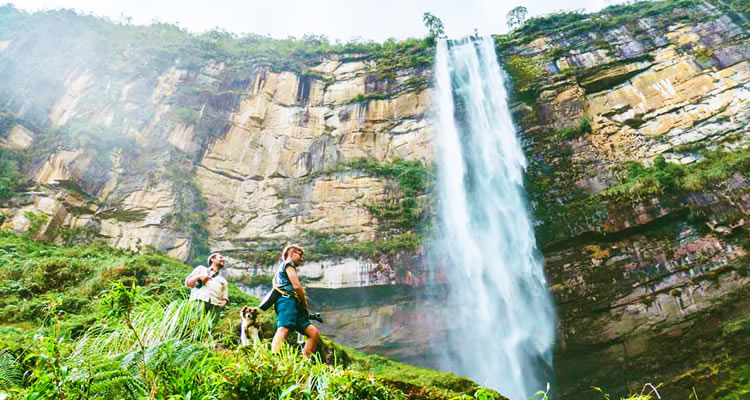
[0,232,501,399]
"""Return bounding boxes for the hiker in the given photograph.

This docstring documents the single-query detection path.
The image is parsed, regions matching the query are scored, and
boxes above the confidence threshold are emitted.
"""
[271,244,320,357]
[185,253,229,322]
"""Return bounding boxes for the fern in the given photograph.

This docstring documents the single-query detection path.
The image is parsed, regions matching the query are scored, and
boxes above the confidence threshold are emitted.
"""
[0,351,23,390]
[83,356,146,400]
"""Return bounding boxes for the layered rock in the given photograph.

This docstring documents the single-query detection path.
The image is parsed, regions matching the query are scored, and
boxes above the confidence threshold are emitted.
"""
[499,1,748,397]
[0,11,434,268]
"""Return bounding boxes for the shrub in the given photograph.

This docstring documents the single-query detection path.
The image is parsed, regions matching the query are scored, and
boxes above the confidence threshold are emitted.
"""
[504,55,544,93]
[555,116,592,140]
[602,150,749,201]
[0,149,19,200]
[23,211,50,237]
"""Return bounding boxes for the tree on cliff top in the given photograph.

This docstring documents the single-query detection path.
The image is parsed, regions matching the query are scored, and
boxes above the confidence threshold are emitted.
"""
[423,12,446,44]
[506,6,528,29]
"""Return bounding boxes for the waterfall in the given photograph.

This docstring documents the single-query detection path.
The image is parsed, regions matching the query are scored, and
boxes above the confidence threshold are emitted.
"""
[430,37,556,400]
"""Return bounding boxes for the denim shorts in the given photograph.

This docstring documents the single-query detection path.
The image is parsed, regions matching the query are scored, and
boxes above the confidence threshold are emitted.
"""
[274,296,311,333]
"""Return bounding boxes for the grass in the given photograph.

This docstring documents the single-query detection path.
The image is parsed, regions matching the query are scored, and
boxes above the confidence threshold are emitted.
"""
[0,231,499,399]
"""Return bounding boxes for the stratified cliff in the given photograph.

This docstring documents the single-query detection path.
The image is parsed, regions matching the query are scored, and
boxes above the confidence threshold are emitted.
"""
[0,6,435,289]
[497,1,747,398]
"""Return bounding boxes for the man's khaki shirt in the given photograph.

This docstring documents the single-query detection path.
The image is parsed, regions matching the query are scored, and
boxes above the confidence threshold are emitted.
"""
[185,265,228,306]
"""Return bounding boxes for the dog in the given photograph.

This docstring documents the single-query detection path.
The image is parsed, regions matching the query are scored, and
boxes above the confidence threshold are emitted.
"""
[239,306,262,347]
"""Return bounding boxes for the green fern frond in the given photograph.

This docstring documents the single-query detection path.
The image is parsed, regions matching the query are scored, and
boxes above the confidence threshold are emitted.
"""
[84,356,146,400]
[0,351,23,390]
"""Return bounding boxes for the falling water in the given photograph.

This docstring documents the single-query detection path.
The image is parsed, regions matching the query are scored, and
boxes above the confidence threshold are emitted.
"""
[430,37,556,400]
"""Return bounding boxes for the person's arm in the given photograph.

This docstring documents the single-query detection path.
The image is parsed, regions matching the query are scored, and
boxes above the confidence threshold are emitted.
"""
[220,280,229,307]
[285,265,308,312]
[185,266,211,288]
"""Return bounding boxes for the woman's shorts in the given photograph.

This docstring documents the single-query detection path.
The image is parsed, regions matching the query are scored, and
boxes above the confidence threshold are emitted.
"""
[274,296,311,333]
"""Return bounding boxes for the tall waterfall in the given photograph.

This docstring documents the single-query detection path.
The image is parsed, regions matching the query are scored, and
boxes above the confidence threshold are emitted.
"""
[430,37,556,400]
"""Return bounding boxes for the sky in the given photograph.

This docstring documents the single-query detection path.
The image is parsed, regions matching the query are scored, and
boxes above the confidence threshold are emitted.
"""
[9,0,629,41]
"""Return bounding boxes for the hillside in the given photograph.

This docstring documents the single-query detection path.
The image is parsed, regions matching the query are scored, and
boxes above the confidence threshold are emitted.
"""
[0,231,500,399]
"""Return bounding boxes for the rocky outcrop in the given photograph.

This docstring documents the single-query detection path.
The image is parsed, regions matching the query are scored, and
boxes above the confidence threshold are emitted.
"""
[0,10,433,264]
[499,1,748,397]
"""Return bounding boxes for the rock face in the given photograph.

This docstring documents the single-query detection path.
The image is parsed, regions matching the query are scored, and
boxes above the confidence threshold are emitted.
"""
[499,2,748,398]
[0,10,434,268]
[0,2,747,399]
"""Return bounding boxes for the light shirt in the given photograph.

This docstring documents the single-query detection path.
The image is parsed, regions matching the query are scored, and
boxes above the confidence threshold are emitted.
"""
[185,265,228,306]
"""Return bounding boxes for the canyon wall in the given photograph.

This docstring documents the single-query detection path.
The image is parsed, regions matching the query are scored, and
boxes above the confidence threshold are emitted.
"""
[499,1,748,397]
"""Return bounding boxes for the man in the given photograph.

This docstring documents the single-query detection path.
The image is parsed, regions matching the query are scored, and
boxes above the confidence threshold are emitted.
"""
[271,244,320,357]
[185,253,229,322]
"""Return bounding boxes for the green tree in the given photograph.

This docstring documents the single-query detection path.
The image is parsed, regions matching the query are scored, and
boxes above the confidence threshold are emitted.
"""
[423,12,446,43]
[506,6,528,29]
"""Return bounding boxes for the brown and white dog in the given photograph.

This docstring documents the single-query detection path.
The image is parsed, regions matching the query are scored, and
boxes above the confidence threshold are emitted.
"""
[239,306,262,347]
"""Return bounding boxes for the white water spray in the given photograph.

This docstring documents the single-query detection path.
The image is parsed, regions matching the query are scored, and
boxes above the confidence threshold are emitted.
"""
[431,37,556,400]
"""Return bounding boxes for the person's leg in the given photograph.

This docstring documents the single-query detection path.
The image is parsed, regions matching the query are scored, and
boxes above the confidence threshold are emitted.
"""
[301,324,320,357]
[272,327,290,353]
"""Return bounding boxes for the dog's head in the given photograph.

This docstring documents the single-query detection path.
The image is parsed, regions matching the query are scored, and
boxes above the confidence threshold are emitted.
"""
[240,306,259,323]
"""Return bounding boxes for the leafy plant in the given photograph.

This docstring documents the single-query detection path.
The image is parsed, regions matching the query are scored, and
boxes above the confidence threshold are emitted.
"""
[602,150,749,201]
[504,55,544,94]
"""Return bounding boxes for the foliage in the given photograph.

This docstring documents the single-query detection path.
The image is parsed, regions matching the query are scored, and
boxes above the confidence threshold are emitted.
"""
[602,150,750,201]
[0,5,434,77]
[303,231,421,261]
[555,117,592,140]
[423,12,446,43]
[344,158,433,199]
[0,350,23,390]
[592,383,662,400]
[506,6,529,30]
[0,148,20,200]
[344,158,434,231]
[0,232,495,399]
[352,92,393,103]
[504,55,544,95]
[23,210,50,237]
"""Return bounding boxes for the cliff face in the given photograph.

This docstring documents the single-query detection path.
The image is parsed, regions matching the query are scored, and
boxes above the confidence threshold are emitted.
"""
[0,1,748,398]
[0,7,434,289]
[498,1,748,397]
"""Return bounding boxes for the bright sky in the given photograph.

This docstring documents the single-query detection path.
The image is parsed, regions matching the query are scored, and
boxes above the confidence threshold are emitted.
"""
[10,0,628,41]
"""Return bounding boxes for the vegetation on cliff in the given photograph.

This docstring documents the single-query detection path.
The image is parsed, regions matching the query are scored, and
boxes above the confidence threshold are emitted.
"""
[0,232,497,399]
[0,4,433,77]
[0,149,19,200]
[496,0,745,101]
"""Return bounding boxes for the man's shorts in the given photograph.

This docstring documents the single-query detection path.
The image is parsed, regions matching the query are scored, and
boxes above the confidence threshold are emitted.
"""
[274,296,311,333]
